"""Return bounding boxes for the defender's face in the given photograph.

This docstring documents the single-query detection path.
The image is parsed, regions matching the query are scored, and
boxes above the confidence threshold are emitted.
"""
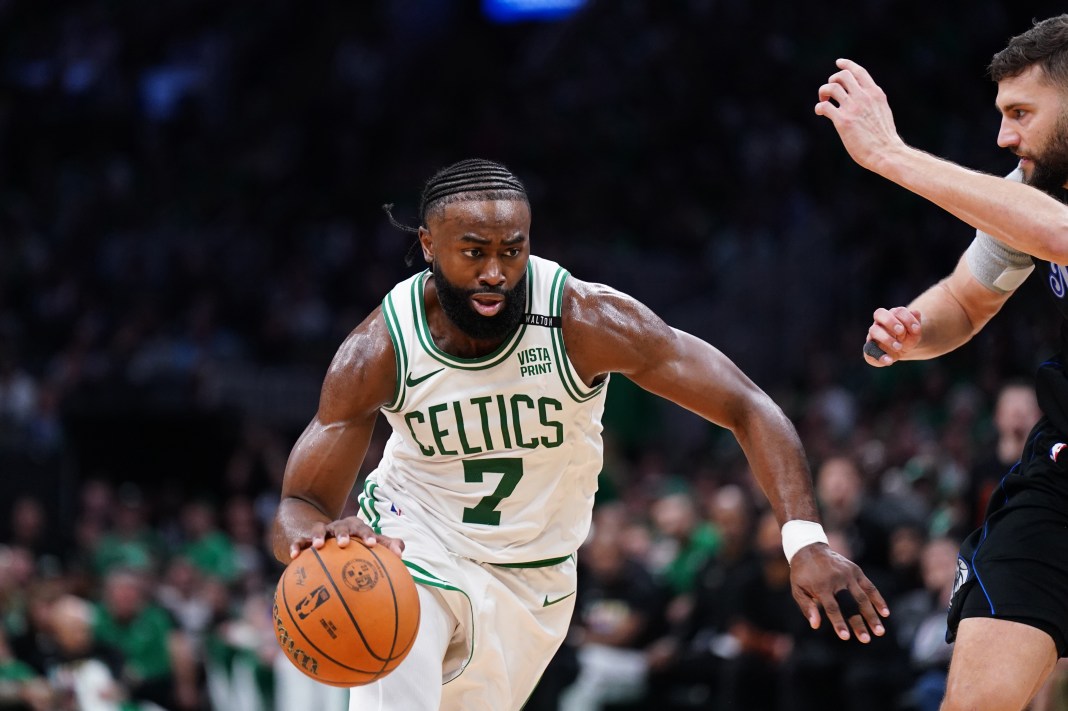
[420,199,531,339]
[995,64,1068,191]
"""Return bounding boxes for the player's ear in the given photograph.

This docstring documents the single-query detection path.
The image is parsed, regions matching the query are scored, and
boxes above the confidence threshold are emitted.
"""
[418,227,433,264]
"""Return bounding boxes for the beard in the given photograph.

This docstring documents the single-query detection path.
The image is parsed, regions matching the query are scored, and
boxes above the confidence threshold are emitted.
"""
[1023,113,1068,197]
[432,261,528,341]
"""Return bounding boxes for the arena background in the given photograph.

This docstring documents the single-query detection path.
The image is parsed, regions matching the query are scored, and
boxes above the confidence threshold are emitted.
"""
[1,1,1067,710]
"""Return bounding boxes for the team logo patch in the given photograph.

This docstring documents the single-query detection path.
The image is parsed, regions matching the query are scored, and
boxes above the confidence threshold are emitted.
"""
[1051,442,1067,462]
[952,557,969,597]
[342,559,380,592]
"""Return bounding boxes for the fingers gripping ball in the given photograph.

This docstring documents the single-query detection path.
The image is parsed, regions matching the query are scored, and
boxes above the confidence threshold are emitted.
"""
[274,539,420,687]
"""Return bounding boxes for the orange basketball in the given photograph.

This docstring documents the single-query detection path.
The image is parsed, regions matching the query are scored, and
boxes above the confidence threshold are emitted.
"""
[273,539,420,687]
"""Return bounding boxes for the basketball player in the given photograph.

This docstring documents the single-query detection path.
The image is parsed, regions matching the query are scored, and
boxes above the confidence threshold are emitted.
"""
[816,14,1068,711]
[271,159,888,710]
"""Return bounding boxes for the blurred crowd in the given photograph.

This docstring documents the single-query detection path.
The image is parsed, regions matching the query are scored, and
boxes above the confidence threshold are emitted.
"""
[3,0,1068,709]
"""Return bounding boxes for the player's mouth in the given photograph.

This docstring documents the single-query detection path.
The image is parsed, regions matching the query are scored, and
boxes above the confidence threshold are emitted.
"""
[471,294,505,317]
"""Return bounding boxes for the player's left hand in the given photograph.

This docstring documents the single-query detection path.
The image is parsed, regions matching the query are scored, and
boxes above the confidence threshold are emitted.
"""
[788,543,889,643]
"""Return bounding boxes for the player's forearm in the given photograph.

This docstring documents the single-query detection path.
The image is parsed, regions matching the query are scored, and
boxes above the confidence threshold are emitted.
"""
[875,146,1068,262]
[897,280,981,361]
[733,394,820,525]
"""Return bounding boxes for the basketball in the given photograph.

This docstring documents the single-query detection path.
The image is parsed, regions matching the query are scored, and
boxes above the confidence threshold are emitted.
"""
[273,539,420,687]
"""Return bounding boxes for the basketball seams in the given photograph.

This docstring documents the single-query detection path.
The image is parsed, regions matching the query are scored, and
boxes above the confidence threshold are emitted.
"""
[362,546,407,662]
[275,541,419,687]
[309,546,395,671]
[277,580,384,683]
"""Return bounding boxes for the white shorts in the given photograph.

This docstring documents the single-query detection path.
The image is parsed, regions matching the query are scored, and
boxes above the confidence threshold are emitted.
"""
[351,483,577,711]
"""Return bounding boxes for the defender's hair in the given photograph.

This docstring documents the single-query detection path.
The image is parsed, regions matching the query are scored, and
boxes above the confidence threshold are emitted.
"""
[989,14,1068,86]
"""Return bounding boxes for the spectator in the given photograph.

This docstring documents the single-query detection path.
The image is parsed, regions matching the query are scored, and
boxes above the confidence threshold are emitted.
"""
[92,569,201,710]
[46,595,128,711]
[0,626,51,711]
[560,512,668,711]
[645,484,760,710]
[892,536,960,711]
[967,380,1041,528]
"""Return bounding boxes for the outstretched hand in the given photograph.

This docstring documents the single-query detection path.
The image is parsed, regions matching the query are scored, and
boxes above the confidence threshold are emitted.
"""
[287,515,406,561]
[815,58,905,172]
[789,543,889,643]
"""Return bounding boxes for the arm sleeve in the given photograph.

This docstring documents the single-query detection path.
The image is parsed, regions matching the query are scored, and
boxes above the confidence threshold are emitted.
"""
[963,166,1035,293]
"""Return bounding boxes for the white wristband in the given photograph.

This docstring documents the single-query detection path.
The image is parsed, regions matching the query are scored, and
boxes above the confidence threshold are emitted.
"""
[781,520,828,564]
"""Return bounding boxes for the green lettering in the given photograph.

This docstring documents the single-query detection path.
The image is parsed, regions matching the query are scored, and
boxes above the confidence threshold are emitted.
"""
[404,412,435,456]
[496,394,512,448]
[428,403,458,456]
[471,396,495,451]
[510,394,538,449]
[453,401,482,455]
[538,398,563,447]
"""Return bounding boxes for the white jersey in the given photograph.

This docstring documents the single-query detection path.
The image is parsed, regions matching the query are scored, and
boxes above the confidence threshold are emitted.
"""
[365,255,608,565]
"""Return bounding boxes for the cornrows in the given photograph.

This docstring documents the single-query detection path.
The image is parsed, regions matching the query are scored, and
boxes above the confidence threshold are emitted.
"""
[419,159,528,223]
[382,158,529,265]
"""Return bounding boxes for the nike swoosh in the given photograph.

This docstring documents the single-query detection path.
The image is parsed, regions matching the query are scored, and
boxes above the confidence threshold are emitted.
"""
[542,591,576,607]
[405,368,444,388]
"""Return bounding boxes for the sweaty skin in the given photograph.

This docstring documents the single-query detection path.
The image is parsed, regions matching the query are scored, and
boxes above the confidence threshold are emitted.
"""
[272,198,889,643]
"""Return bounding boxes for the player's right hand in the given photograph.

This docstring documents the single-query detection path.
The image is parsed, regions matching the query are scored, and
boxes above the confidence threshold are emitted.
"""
[864,306,922,366]
[288,516,406,560]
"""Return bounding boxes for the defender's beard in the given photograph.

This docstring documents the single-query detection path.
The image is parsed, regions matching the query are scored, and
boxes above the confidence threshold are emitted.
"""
[1024,112,1068,197]
[432,262,527,341]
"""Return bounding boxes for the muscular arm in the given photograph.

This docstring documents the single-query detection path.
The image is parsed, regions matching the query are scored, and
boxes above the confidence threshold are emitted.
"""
[270,307,398,563]
[866,246,1017,366]
[875,149,1068,264]
[893,255,1013,361]
[563,281,815,525]
[817,58,1068,263]
[563,279,888,640]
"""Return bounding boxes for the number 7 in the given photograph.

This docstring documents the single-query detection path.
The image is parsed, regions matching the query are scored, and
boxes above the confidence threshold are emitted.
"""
[462,458,524,526]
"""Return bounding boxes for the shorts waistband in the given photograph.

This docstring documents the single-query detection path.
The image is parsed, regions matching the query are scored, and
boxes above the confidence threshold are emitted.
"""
[490,553,574,569]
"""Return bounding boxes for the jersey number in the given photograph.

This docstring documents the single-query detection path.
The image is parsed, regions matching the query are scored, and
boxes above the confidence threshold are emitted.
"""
[462,458,523,526]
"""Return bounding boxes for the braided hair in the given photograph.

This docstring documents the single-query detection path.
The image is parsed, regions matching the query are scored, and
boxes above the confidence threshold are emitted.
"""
[419,158,528,222]
[384,158,529,265]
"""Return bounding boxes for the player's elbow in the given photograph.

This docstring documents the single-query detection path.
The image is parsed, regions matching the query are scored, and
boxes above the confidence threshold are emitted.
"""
[725,383,790,438]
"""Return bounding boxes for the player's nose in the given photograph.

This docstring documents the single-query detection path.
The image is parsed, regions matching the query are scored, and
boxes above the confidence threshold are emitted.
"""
[479,259,505,287]
[996,119,1019,149]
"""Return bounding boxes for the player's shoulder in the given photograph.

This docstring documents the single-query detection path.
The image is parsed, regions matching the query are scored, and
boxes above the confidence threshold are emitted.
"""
[322,305,397,410]
[332,305,395,366]
[561,276,671,361]
[560,275,673,378]
[561,276,649,325]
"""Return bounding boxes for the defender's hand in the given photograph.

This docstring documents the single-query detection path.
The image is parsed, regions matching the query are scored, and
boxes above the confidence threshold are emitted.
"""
[864,306,922,366]
[287,516,405,560]
[789,543,889,643]
[815,58,905,172]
